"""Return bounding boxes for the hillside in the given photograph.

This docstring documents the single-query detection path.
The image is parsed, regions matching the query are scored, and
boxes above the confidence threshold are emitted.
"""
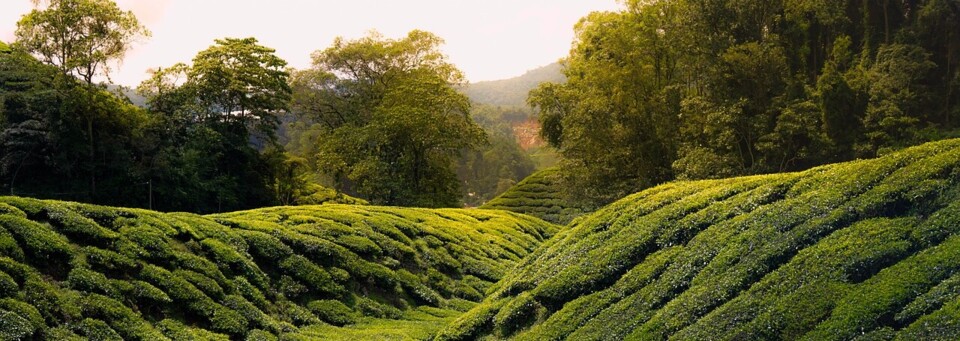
[481,168,587,225]
[0,199,557,340]
[438,138,960,340]
[462,63,564,107]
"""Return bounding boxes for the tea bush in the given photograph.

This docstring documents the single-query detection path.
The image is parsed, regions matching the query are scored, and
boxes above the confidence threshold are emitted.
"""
[438,138,960,340]
[0,196,557,339]
[481,168,590,224]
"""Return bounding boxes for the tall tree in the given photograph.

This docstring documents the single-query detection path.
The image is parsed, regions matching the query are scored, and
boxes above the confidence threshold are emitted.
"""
[15,0,149,198]
[15,0,149,85]
[289,31,485,207]
[136,37,292,212]
[189,37,291,144]
[530,4,684,206]
[535,0,960,207]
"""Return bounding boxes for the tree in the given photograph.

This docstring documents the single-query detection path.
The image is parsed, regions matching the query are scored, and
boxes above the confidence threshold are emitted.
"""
[288,31,485,207]
[135,37,292,213]
[15,0,149,85]
[189,37,291,144]
[15,0,149,198]
[0,46,147,204]
[861,43,937,154]
[530,5,684,206]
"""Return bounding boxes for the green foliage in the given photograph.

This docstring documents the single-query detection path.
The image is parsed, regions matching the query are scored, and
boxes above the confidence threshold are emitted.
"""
[287,30,486,207]
[76,318,122,341]
[439,138,960,340]
[156,319,230,341]
[457,104,538,207]
[188,37,291,142]
[0,196,556,338]
[307,299,358,326]
[14,0,150,84]
[298,306,465,341]
[533,0,960,208]
[481,167,589,224]
[0,215,71,263]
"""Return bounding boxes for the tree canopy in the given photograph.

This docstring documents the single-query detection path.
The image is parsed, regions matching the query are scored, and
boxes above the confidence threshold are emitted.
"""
[287,31,485,207]
[15,0,149,85]
[532,0,960,208]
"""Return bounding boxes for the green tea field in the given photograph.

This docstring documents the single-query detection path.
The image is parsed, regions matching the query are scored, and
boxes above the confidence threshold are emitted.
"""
[0,200,556,340]
[439,138,960,340]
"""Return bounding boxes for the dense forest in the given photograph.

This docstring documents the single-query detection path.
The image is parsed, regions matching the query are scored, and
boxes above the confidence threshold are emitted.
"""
[532,0,960,208]
[0,0,543,212]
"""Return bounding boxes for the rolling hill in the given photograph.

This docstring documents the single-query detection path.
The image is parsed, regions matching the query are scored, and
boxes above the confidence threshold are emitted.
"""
[462,63,564,107]
[438,138,960,340]
[0,199,557,340]
[481,168,588,225]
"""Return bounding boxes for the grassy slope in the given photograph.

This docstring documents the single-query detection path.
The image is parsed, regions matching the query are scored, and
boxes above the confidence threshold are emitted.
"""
[438,138,960,340]
[481,168,587,225]
[0,199,557,340]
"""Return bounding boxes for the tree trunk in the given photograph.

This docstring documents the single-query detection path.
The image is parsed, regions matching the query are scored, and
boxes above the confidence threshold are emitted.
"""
[882,0,890,44]
[88,118,96,197]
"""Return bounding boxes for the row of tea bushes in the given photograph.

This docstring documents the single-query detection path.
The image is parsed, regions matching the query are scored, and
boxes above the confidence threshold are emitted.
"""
[0,198,557,340]
[438,138,960,340]
[481,168,588,224]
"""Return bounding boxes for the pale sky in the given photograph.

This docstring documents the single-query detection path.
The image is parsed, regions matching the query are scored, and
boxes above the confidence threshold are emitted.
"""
[0,0,621,87]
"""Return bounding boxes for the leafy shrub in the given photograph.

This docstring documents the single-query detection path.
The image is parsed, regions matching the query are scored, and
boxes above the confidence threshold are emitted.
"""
[279,301,319,326]
[0,228,24,262]
[0,308,35,339]
[481,168,588,224]
[45,326,85,340]
[0,203,26,218]
[245,329,278,341]
[355,296,403,319]
[175,269,225,300]
[80,293,166,340]
[67,267,117,298]
[156,318,230,341]
[75,318,123,341]
[125,280,171,304]
[279,255,342,295]
[82,246,137,273]
[306,299,358,326]
[0,215,71,263]
[223,294,276,331]
[0,271,17,298]
[44,204,119,245]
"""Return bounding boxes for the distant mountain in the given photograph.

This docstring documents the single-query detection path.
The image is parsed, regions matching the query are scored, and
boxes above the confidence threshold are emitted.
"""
[106,84,148,108]
[462,62,564,107]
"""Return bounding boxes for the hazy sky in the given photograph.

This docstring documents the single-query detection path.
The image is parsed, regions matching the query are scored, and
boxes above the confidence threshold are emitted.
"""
[0,0,621,87]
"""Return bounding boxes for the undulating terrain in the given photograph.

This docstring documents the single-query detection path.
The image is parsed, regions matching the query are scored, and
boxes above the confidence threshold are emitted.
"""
[3,139,960,340]
[0,199,557,340]
[439,138,960,340]
[481,168,588,225]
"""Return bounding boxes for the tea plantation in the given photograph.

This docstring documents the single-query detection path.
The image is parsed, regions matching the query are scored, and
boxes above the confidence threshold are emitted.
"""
[481,168,588,224]
[0,200,557,340]
[437,138,960,340]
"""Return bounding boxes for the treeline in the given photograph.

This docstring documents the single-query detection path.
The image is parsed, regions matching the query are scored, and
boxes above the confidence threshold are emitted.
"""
[1,0,528,212]
[533,0,960,207]
[1,33,292,212]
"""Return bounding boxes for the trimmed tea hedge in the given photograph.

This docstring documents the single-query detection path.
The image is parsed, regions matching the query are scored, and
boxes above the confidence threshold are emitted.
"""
[481,167,589,224]
[437,138,960,340]
[0,199,557,339]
